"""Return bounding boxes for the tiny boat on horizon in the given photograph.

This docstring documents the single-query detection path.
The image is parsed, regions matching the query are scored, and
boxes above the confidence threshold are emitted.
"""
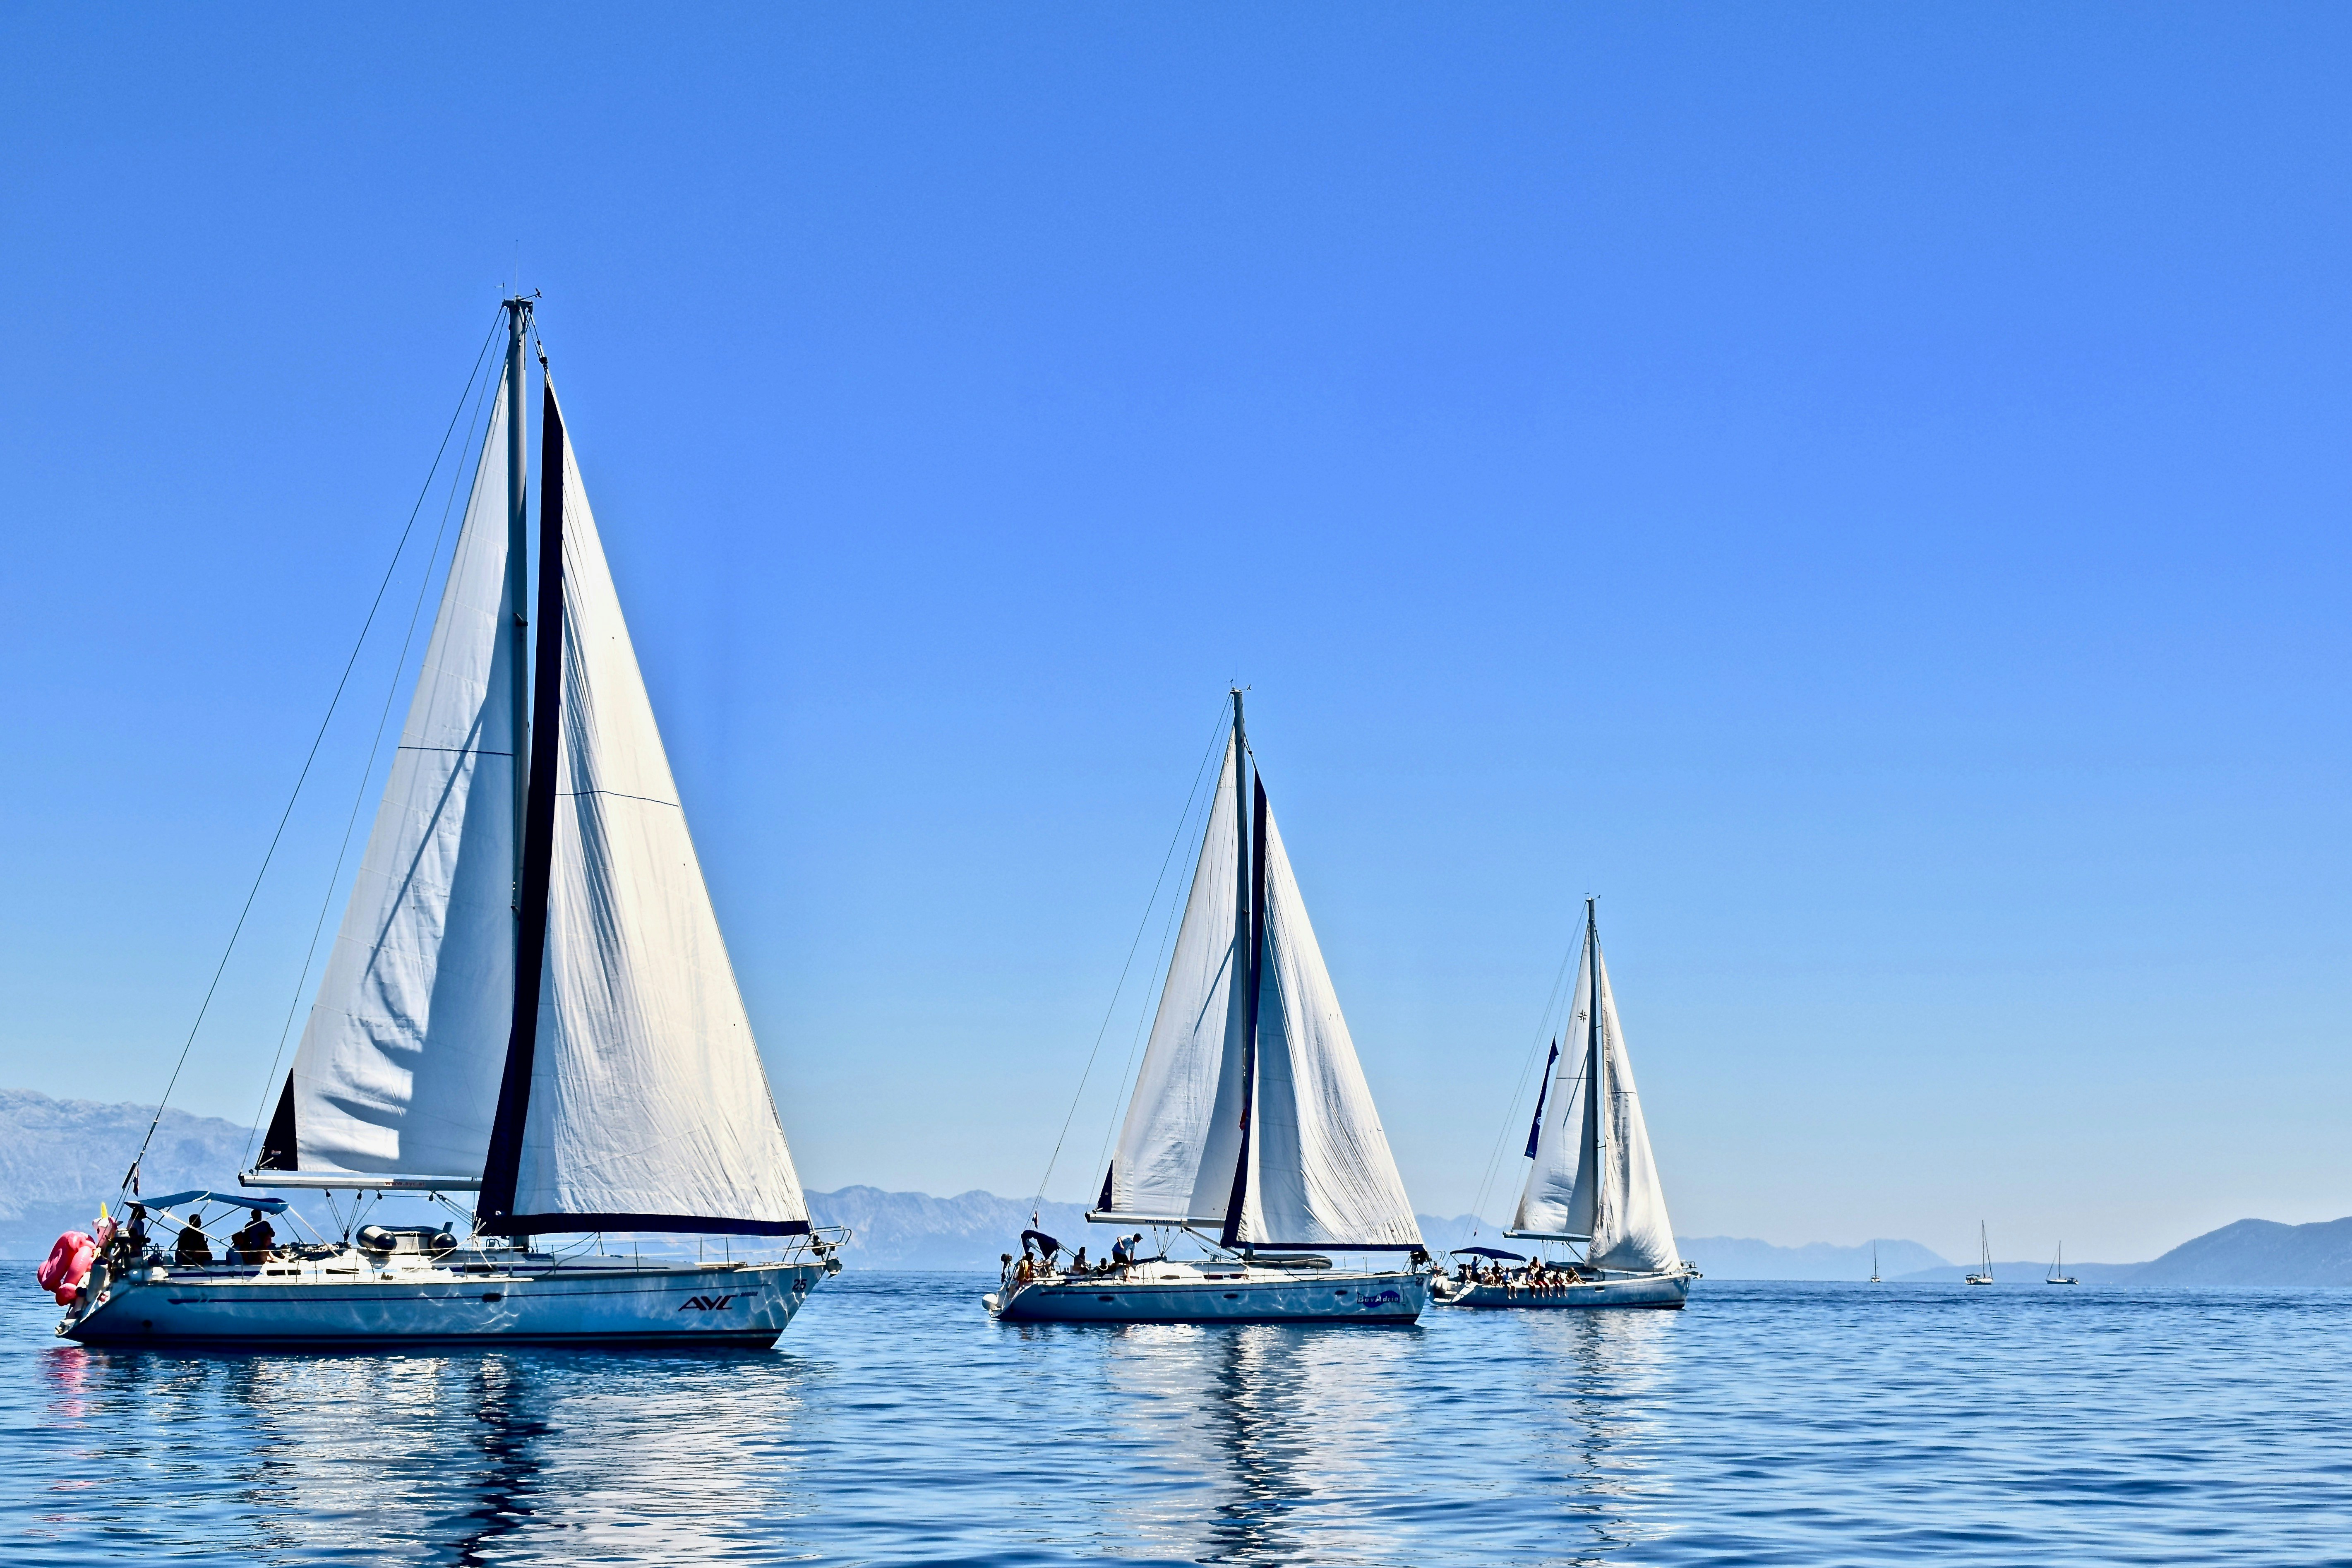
[55,300,842,1348]
[2047,1243,2078,1285]
[987,692,1431,1325]
[1432,899,1700,1311]
[1965,1222,1996,1285]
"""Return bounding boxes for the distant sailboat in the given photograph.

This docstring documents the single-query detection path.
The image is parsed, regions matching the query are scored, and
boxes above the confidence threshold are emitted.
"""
[1965,1222,1995,1286]
[1870,1243,1881,1284]
[2047,1243,2078,1286]
[1432,898,1699,1309]
[56,300,844,1347]
[986,692,1430,1323]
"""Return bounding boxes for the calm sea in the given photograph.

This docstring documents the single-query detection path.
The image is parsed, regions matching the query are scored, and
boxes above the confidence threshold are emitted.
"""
[5,1272,2347,1565]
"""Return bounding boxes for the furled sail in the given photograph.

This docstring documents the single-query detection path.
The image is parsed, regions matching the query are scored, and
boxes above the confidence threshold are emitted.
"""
[480,387,808,1235]
[266,384,518,1176]
[1511,923,1680,1272]
[1097,738,1248,1224]
[1227,803,1422,1251]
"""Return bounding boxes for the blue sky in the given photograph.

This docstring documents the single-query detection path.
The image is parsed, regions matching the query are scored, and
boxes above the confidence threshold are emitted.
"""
[2,6,2346,1263]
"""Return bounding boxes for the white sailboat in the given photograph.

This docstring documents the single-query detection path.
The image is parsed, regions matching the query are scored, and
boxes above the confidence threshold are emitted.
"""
[1870,1243,1882,1284]
[1435,899,1699,1309]
[987,693,1430,1323]
[1965,1222,1995,1285]
[2047,1243,2077,1286]
[59,300,842,1347]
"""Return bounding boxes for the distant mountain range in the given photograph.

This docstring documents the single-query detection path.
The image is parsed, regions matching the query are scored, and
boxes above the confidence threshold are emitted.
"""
[5,1088,2350,1285]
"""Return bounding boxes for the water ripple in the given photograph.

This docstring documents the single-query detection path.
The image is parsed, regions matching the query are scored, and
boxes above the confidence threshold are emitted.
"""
[4,1275,2348,1564]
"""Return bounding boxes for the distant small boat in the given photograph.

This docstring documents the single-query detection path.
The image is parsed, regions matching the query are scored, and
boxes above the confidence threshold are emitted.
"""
[2047,1243,2078,1286]
[1964,1222,1995,1286]
[1869,1243,1881,1284]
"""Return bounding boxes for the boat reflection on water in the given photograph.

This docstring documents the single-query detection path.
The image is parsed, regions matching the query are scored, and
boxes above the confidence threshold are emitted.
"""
[1077,1309,1676,1565]
[33,1341,814,1561]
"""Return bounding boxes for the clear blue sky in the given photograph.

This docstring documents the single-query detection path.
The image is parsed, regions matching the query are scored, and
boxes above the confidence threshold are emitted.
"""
[3,7,2345,1263]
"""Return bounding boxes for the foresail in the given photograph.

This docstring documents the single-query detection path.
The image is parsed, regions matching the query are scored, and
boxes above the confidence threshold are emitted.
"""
[1102,739,1247,1223]
[1587,950,1680,1272]
[276,384,517,1176]
[1510,944,1595,1237]
[501,414,807,1233]
[1233,807,1421,1250]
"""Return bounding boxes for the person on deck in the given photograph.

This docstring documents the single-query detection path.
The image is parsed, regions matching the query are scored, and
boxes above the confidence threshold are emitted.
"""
[174,1213,213,1267]
[231,1210,277,1265]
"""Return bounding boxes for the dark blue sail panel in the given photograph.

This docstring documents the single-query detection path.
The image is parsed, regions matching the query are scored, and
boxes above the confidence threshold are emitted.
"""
[1524,1040,1559,1158]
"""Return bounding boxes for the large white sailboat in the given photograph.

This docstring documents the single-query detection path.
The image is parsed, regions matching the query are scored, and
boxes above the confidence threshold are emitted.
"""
[1435,899,1697,1309]
[987,694,1430,1323]
[59,300,841,1347]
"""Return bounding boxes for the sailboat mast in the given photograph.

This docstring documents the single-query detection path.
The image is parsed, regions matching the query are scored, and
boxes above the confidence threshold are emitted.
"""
[1220,688,1262,1251]
[502,297,533,904]
[478,368,568,1234]
[1584,898,1607,1248]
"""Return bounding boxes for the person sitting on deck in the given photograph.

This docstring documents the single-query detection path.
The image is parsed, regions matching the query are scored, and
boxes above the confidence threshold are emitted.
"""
[1071,1247,1088,1274]
[174,1213,213,1267]
[231,1210,277,1265]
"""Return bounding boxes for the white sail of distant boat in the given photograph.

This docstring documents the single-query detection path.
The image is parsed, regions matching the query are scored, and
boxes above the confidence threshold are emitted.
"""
[1966,1222,1994,1285]
[989,692,1428,1323]
[1096,706,1421,1253]
[1870,1243,1881,1284]
[58,300,842,1348]
[1413,899,1699,1309]
[1510,902,1681,1275]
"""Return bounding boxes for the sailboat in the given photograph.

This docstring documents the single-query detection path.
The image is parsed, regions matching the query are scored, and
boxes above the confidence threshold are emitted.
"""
[1964,1222,1995,1285]
[2047,1243,2078,1285]
[1435,899,1698,1309]
[58,299,842,1347]
[1870,1243,1881,1284]
[986,693,1430,1323]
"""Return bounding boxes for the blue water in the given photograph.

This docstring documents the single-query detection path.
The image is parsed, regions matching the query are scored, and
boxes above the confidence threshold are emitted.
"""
[5,1272,2348,1565]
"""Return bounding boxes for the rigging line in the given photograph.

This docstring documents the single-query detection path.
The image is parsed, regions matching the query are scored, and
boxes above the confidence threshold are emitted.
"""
[1029,696,1234,1223]
[1466,908,1583,1231]
[1085,710,1229,1194]
[237,341,503,1169]
[122,308,507,1198]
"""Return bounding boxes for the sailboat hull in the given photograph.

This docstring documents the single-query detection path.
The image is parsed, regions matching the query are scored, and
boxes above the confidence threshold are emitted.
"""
[987,1264,1426,1324]
[1433,1270,1691,1310]
[60,1258,829,1349]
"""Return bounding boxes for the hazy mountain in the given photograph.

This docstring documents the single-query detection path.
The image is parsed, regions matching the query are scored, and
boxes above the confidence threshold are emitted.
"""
[0,1088,255,1256]
[1676,1236,1949,1280]
[2129,1217,2352,1287]
[12,1088,2352,1286]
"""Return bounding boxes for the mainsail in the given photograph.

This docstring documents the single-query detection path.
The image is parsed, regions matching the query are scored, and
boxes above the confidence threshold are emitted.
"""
[263,382,518,1177]
[1093,696,1420,1251]
[475,382,807,1236]
[254,310,807,1239]
[1510,908,1680,1273]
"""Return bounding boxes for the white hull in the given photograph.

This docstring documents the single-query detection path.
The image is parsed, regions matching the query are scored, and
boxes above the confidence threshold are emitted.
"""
[1432,1270,1690,1310]
[62,1253,828,1348]
[986,1262,1426,1323]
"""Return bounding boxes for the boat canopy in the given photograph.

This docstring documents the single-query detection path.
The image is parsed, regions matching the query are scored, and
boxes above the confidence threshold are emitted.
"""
[1450,1246,1526,1260]
[139,1191,289,1213]
[1021,1229,1063,1255]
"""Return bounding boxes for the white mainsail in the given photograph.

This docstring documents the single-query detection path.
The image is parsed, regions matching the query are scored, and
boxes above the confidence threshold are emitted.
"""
[1095,701,1419,1252]
[497,401,808,1232]
[277,384,518,1176]
[1101,739,1248,1224]
[1231,807,1421,1250]
[1512,919,1680,1273]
